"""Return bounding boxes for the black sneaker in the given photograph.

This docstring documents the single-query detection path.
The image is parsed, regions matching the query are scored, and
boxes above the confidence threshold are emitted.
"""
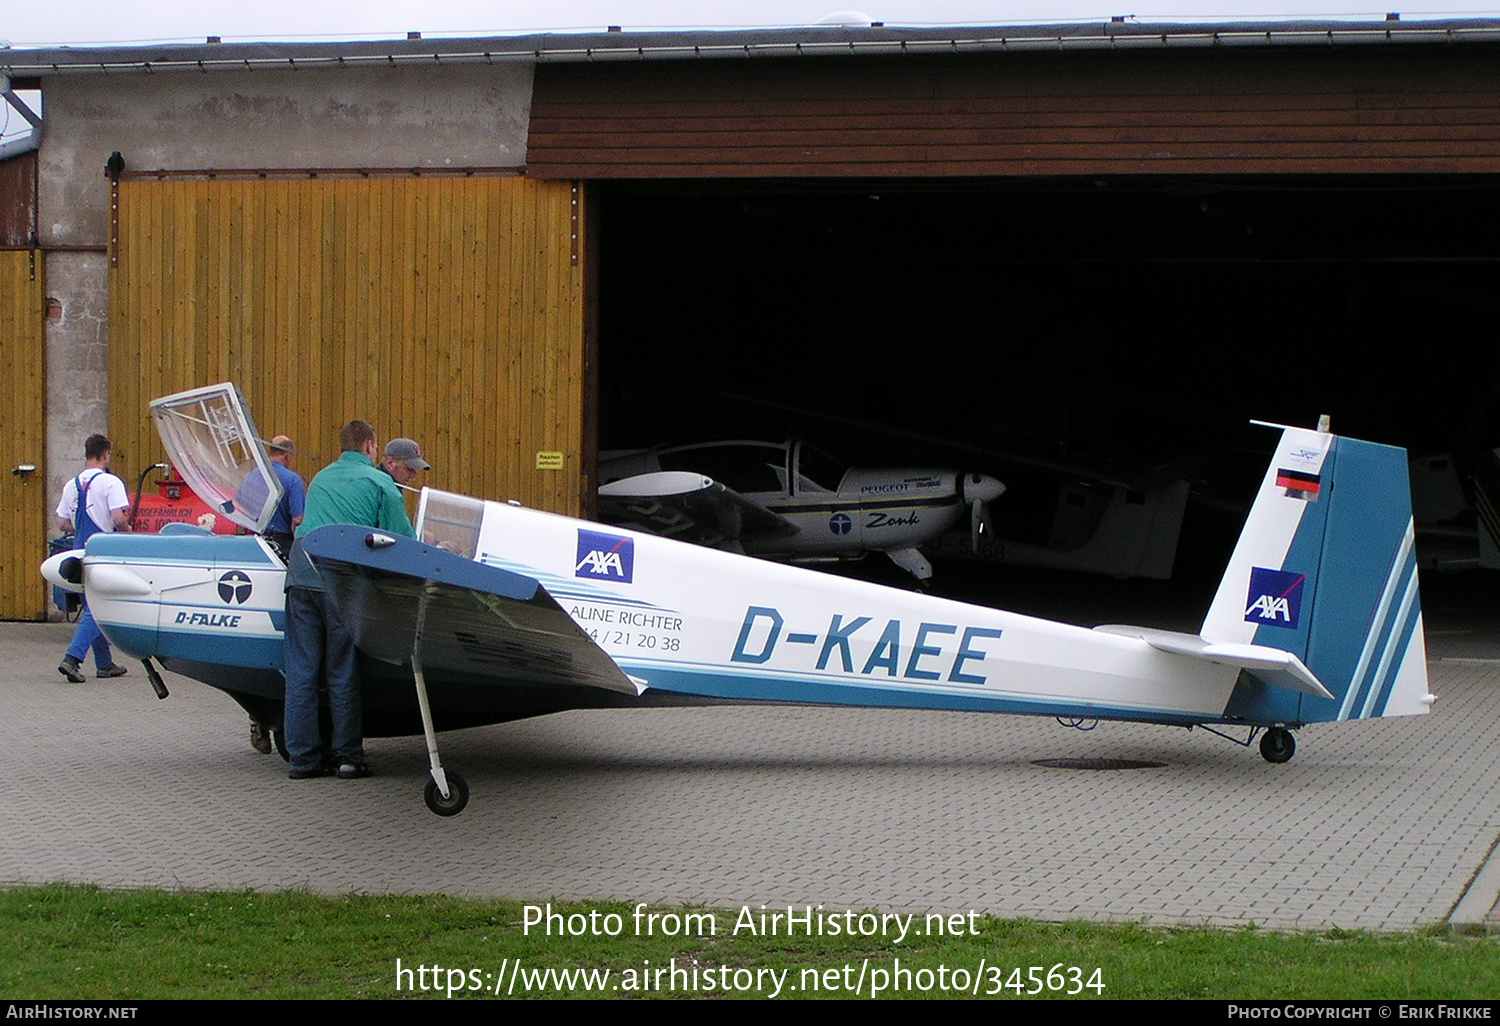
[336,761,373,779]
[96,664,128,679]
[58,656,85,684]
[288,765,333,780]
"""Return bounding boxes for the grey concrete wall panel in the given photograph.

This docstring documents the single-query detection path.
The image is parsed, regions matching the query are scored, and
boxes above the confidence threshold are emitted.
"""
[38,63,534,246]
[44,250,110,527]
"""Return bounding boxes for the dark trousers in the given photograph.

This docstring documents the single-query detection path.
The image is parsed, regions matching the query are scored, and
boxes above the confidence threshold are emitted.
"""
[282,586,363,771]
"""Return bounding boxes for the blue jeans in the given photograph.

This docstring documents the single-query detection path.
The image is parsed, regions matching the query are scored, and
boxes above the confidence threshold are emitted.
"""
[66,601,114,668]
[282,586,364,771]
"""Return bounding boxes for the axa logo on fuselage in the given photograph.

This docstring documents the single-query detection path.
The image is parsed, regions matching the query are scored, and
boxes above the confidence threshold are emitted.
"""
[576,529,635,583]
[730,606,1003,686]
[1244,567,1306,629]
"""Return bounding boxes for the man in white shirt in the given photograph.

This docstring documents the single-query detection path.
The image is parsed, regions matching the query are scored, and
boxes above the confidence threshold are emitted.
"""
[56,434,131,683]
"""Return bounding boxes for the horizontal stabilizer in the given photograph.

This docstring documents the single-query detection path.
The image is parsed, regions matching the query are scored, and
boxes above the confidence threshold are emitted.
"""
[301,525,643,697]
[1094,624,1335,699]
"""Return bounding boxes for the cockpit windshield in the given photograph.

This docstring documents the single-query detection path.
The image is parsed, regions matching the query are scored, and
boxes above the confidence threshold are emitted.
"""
[150,383,284,533]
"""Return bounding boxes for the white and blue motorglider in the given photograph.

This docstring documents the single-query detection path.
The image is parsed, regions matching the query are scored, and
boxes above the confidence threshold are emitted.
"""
[43,385,1433,816]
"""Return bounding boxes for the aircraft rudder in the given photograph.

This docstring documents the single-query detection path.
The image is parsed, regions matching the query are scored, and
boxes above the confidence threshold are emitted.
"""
[1303,436,1426,721]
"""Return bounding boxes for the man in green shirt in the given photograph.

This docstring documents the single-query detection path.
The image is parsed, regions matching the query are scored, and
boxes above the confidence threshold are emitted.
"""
[283,419,417,780]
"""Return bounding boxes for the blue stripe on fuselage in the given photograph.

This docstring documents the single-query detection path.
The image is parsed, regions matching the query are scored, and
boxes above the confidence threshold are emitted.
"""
[625,660,1213,724]
[103,622,285,669]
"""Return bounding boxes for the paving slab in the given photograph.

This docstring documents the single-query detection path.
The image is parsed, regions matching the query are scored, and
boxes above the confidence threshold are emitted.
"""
[2,619,1497,931]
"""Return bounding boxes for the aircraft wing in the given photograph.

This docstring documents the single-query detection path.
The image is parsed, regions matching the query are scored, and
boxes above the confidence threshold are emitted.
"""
[597,471,797,548]
[301,525,643,697]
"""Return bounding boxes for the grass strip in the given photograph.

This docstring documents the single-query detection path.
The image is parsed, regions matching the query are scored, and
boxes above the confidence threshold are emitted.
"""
[1,885,1495,999]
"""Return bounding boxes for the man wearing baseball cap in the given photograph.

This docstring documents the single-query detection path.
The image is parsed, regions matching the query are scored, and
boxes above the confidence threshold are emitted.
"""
[381,437,431,487]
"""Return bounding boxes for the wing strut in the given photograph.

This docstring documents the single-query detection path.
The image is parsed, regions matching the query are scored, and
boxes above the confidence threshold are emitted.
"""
[412,582,469,816]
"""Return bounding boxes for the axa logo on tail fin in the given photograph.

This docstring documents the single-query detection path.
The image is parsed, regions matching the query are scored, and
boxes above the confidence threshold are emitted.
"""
[1245,567,1306,629]
[575,529,635,583]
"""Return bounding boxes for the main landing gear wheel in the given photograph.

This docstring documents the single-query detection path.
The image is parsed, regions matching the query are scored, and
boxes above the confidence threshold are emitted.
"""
[424,773,469,817]
[1259,727,1296,764]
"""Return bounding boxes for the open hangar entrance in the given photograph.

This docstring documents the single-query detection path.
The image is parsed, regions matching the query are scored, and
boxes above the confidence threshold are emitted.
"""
[522,32,1500,615]
[593,174,1500,613]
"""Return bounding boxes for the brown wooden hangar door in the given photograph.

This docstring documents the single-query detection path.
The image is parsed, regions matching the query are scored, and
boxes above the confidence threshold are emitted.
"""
[0,250,46,620]
[109,174,588,516]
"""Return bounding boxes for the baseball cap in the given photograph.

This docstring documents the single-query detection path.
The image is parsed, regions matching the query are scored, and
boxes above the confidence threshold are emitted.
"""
[384,438,431,471]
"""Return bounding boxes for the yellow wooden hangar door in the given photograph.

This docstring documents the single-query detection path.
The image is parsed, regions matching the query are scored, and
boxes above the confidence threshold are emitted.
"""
[109,173,588,518]
[0,248,46,619]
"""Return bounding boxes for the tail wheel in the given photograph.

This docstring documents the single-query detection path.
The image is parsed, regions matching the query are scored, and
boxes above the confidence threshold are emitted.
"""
[1259,727,1296,764]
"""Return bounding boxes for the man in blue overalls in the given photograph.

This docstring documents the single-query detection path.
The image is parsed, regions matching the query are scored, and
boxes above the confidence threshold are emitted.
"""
[56,434,132,683]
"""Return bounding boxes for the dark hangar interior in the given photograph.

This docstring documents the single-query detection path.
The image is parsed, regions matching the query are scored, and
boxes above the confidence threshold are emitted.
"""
[600,174,1500,460]
[597,175,1500,600]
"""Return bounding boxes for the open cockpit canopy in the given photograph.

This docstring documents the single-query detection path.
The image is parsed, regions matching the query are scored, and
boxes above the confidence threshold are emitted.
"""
[150,383,284,534]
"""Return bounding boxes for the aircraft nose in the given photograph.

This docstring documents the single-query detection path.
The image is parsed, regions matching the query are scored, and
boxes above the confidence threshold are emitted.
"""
[40,549,86,593]
[963,473,1006,503]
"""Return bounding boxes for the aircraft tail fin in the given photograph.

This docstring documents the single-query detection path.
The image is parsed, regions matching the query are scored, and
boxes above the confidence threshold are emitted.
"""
[1201,423,1431,724]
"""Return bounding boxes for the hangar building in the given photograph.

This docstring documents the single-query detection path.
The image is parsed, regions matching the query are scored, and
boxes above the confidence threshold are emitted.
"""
[3,20,1499,619]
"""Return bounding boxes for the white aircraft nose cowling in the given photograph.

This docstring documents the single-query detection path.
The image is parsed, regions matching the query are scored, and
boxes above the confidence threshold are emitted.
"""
[40,549,85,593]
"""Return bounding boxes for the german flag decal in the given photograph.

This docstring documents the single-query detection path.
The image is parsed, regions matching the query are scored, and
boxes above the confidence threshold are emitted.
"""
[1276,468,1322,501]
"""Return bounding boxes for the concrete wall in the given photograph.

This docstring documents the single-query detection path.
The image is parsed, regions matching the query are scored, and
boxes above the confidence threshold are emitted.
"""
[37,61,535,527]
[44,251,110,510]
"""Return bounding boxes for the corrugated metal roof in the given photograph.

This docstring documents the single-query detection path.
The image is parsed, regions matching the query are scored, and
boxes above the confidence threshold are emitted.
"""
[5,19,1500,77]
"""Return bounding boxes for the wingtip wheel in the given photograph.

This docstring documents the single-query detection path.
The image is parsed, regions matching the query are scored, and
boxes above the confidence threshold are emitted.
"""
[1259,727,1296,764]
[410,587,469,816]
[424,772,470,817]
